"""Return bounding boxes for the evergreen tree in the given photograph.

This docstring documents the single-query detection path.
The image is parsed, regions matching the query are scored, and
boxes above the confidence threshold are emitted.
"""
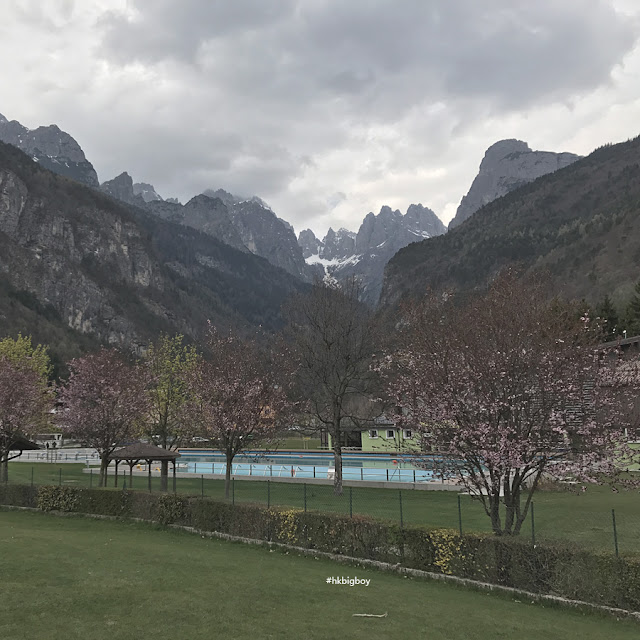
[624,281,640,337]
[596,295,619,342]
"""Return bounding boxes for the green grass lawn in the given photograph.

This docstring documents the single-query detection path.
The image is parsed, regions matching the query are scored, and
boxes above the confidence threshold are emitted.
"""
[7,462,640,555]
[0,509,638,640]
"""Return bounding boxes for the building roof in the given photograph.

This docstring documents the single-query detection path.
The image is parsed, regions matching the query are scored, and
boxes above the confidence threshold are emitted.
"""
[109,442,181,461]
[9,435,40,450]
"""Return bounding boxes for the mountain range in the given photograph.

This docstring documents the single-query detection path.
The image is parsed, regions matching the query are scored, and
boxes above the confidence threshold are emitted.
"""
[381,135,640,309]
[0,139,306,371]
[4,109,628,360]
[299,204,446,304]
[448,139,581,229]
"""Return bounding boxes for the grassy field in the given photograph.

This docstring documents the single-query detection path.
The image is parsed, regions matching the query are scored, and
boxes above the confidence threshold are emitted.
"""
[7,462,640,555]
[1,509,638,640]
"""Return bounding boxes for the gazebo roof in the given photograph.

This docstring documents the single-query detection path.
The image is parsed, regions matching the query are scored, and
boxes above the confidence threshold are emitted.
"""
[109,442,181,461]
[10,435,40,450]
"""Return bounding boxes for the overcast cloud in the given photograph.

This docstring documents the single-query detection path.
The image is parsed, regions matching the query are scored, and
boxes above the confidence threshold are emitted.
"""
[1,0,639,235]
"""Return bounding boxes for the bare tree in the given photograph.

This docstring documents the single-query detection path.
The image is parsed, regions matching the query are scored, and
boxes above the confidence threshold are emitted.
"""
[283,279,379,495]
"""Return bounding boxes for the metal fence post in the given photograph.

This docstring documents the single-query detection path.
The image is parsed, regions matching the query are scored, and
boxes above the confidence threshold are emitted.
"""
[304,483,307,512]
[531,502,536,546]
[349,486,353,518]
[267,480,271,508]
[399,490,404,528]
[612,508,619,557]
[457,493,463,536]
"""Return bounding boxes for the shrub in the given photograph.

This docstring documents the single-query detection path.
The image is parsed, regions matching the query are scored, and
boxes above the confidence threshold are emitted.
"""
[3,484,640,611]
[37,485,80,512]
[0,483,38,508]
[154,494,188,525]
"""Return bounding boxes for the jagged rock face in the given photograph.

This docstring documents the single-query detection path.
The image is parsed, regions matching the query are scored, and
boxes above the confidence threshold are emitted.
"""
[0,113,99,187]
[301,204,445,305]
[0,166,160,346]
[298,229,323,259]
[449,139,581,229]
[145,200,184,224]
[201,189,314,281]
[227,199,313,280]
[0,141,307,354]
[322,228,356,260]
[181,195,248,252]
[100,172,146,207]
[405,203,447,237]
[133,182,163,202]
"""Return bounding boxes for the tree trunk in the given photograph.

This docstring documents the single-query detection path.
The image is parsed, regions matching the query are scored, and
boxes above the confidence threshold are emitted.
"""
[160,459,168,492]
[99,456,109,488]
[224,451,233,500]
[489,491,502,535]
[0,456,8,483]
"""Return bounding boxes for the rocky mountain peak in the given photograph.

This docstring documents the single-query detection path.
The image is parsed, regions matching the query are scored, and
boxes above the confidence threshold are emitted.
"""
[482,139,531,165]
[356,206,402,253]
[321,227,356,261]
[298,229,322,259]
[202,188,237,207]
[0,114,99,187]
[405,203,447,237]
[181,194,248,252]
[133,182,163,203]
[299,203,445,305]
[100,172,144,206]
[449,138,581,229]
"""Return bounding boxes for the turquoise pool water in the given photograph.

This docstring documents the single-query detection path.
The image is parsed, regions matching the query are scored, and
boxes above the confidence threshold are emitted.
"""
[177,450,446,483]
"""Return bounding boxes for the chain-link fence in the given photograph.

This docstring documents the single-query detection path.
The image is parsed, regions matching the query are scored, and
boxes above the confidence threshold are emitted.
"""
[5,460,640,557]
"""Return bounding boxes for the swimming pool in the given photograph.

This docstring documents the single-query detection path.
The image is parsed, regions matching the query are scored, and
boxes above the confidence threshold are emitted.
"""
[177,450,447,483]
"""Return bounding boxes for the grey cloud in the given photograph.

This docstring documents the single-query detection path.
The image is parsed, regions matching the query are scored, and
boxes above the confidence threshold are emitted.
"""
[88,1,640,232]
[327,192,347,210]
[100,0,295,64]
[100,1,637,115]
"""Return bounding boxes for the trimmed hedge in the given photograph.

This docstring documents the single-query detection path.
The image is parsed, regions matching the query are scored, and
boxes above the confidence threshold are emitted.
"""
[2,483,640,611]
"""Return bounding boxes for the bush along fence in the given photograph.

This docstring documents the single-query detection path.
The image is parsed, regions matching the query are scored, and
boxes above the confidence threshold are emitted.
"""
[2,483,640,613]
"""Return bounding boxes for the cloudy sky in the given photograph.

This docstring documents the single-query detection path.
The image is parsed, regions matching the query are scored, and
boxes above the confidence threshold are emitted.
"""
[1,1,639,236]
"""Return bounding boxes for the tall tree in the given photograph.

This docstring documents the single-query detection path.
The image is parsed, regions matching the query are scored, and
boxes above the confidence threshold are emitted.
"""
[58,349,148,487]
[283,279,379,495]
[188,328,287,499]
[0,335,53,481]
[142,334,199,491]
[386,270,629,536]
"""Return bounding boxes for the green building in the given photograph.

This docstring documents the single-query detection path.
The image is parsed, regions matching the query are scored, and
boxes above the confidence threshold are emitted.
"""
[327,417,421,453]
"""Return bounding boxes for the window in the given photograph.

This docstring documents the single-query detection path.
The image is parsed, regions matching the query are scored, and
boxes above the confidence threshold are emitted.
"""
[369,429,378,439]
[386,429,395,439]
[403,429,413,439]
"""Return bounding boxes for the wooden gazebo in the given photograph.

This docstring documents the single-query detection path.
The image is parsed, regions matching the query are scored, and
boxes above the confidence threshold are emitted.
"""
[108,442,181,492]
[2,435,40,465]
